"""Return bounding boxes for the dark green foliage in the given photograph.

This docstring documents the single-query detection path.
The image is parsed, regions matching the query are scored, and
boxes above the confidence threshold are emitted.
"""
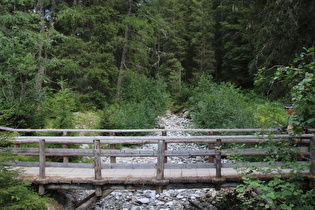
[0,133,49,209]
[214,0,254,88]
[234,137,315,209]
[256,48,315,133]
[189,75,255,129]
[0,2,45,128]
[41,82,76,129]
[101,71,169,131]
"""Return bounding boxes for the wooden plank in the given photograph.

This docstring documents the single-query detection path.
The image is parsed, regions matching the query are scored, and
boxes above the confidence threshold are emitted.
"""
[109,132,116,163]
[215,139,222,178]
[10,146,310,158]
[63,131,69,163]
[10,161,309,170]
[11,134,313,145]
[94,140,102,180]
[156,140,165,180]
[310,136,315,176]
[0,126,281,133]
[39,139,46,179]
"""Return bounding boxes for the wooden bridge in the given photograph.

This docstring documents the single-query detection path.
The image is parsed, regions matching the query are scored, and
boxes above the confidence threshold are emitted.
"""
[1,127,315,209]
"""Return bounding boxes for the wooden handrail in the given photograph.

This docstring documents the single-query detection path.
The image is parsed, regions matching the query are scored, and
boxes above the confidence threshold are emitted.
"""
[0,126,283,133]
[3,128,314,194]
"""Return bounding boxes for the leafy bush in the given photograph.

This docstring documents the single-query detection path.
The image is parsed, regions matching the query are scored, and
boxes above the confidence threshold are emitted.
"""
[41,82,76,130]
[249,98,287,128]
[256,47,315,133]
[101,72,169,131]
[189,75,255,129]
[234,137,315,209]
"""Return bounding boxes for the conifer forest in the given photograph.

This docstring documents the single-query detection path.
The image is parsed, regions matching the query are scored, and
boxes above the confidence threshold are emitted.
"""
[1,1,315,209]
[0,0,314,130]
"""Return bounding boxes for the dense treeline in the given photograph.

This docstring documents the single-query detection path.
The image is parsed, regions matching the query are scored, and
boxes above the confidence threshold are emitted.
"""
[0,0,314,128]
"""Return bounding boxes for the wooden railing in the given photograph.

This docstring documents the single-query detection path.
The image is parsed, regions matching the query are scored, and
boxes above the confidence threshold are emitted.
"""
[1,127,315,194]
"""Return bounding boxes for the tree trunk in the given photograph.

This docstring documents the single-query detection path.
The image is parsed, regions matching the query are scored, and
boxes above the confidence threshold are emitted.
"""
[116,0,133,99]
[37,0,45,94]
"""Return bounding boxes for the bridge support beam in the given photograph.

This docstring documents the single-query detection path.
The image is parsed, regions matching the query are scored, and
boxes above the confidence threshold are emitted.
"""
[75,189,114,210]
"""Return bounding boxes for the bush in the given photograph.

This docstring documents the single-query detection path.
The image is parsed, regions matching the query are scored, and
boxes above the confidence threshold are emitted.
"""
[189,75,255,129]
[248,96,287,128]
[41,82,76,130]
[234,136,315,209]
[101,72,169,131]
[256,47,315,133]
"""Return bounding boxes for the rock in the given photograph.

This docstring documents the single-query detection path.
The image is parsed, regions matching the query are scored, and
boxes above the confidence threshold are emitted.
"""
[135,198,150,204]
[71,111,222,210]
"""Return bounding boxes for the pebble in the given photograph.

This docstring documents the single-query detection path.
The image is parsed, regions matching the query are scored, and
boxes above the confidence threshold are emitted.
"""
[72,110,227,209]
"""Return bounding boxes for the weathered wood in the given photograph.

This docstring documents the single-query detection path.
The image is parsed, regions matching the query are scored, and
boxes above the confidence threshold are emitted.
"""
[310,136,315,176]
[39,139,46,179]
[109,132,116,163]
[38,139,46,195]
[208,132,215,163]
[3,127,313,194]
[94,140,102,180]
[75,189,114,210]
[63,131,69,163]
[10,161,308,170]
[74,191,97,209]
[156,140,165,180]
[95,186,102,197]
[10,146,310,159]
[0,126,280,133]
[162,131,168,163]
[215,139,222,178]
[12,134,313,145]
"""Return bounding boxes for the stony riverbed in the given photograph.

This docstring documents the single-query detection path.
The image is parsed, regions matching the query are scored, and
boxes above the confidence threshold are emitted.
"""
[63,111,231,210]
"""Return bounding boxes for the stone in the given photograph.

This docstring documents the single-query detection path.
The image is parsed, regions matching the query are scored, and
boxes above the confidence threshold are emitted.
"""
[136,198,150,204]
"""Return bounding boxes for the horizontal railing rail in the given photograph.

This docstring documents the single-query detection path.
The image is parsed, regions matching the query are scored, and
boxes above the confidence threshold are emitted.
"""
[1,127,314,194]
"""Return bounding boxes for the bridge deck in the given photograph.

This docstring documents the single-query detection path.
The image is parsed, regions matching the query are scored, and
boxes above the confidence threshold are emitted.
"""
[19,167,308,185]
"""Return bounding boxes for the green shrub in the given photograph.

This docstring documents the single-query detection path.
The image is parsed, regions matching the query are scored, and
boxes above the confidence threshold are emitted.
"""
[189,75,255,129]
[41,82,76,130]
[256,47,315,133]
[101,72,169,132]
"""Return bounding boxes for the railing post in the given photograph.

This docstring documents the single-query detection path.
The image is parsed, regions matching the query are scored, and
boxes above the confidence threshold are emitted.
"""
[156,139,165,193]
[215,138,222,191]
[110,132,116,163]
[310,136,315,177]
[63,131,69,163]
[215,138,222,178]
[162,131,167,163]
[208,132,214,163]
[39,139,46,195]
[94,139,102,196]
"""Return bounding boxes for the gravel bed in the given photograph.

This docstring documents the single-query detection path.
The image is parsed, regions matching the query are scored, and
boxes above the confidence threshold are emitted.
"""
[71,111,221,209]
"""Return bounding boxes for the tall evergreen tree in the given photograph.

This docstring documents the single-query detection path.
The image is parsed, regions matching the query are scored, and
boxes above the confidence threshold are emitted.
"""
[0,0,50,127]
[185,0,216,84]
[250,0,315,97]
[47,0,119,108]
[213,0,254,88]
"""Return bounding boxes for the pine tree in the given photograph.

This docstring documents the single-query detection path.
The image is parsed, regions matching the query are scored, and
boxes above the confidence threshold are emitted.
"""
[0,0,50,127]
[213,0,254,88]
